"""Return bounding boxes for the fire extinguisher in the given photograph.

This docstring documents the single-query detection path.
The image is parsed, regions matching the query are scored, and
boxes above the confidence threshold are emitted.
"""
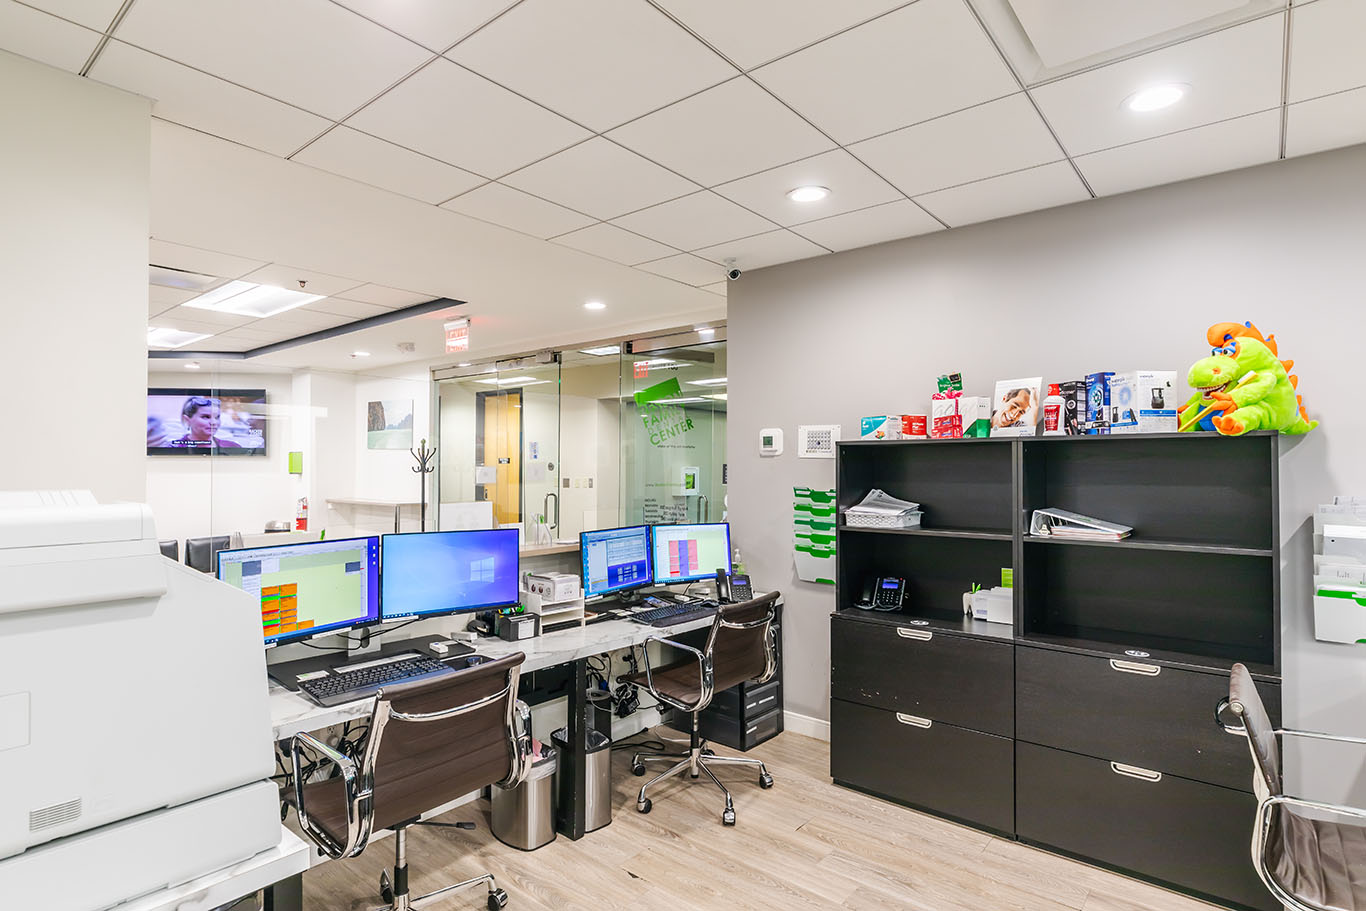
[295,497,309,532]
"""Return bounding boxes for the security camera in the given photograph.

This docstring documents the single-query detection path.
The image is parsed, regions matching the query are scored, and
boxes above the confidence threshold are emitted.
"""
[724,258,741,281]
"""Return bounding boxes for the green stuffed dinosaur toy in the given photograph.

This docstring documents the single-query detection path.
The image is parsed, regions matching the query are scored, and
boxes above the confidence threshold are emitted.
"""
[1179,321,1316,436]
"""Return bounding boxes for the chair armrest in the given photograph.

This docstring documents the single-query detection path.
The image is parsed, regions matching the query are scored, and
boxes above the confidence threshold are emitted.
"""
[290,731,372,860]
[496,700,534,789]
[641,636,713,714]
[1277,728,1366,747]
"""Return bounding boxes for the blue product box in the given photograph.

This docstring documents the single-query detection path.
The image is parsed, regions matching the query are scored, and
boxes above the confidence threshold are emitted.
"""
[1085,372,1115,435]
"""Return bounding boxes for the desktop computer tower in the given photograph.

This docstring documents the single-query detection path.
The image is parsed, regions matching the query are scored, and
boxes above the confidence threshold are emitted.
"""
[664,611,784,751]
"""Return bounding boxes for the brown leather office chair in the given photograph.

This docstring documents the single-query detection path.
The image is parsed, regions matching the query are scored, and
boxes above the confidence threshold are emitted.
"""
[1219,663,1366,911]
[291,653,531,911]
[626,592,780,826]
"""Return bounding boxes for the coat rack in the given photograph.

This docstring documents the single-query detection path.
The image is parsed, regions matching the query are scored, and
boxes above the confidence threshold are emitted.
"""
[411,438,437,532]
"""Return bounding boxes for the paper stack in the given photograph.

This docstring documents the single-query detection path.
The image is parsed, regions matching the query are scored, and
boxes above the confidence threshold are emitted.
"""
[1029,508,1132,541]
[846,489,923,529]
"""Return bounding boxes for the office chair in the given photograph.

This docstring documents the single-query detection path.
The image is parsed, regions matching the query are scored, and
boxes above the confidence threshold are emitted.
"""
[1219,663,1366,911]
[627,591,779,826]
[291,653,531,911]
[157,539,179,561]
[184,534,231,573]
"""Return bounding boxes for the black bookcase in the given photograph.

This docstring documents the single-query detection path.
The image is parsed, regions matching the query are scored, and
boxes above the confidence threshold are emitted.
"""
[830,433,1282,911]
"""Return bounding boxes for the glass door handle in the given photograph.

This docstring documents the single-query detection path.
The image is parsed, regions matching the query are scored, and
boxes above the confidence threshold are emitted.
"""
[543,491,559,531]
[699,494,709,523]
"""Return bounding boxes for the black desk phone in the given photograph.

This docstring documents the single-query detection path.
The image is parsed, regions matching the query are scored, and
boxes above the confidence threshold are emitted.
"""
[716,569,754,604]
[858,576,906,611]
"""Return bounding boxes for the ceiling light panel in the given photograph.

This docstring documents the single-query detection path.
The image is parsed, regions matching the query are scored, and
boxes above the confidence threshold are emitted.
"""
[0,2,102,73]
[613,191,775,252]
[447,0,737,132]
[713,150,900,226]
[293,126,484,205]
[89,40,334,158]
[752,0,1019,144]
[791,200,943,253]
[148,326,212,348]
[184,281,326,318]
[914,161,1089,227]
[441,183,596,239]
[686,377,728,386]
[348,58,590,178]
[1288,0,1366,104]
[502,138,700,221]
[1030,14,1284,156]
[115,0,433,121]
[1012,0,1248,69]
[580,345,621,356]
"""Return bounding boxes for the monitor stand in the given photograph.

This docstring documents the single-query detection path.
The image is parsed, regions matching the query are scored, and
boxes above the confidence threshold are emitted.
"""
[267,634,474,691]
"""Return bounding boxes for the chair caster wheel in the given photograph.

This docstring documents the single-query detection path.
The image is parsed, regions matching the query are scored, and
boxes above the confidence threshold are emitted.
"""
[380,870,393,904]
[759,773,774,789]
[702,748,715,756]
[637,797,652,814]
[722,807,736,826]
[631,763,646,776]
[487,887,509,909]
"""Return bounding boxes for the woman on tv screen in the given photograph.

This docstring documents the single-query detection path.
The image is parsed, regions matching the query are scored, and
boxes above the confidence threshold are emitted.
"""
[175,396,241,449]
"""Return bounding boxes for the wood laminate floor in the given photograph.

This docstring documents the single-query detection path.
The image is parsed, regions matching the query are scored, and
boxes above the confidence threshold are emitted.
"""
[300,729,1228,911]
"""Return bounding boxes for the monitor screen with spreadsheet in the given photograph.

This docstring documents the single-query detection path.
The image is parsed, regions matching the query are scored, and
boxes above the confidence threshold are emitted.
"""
[216,537,380,645]
[380,529,520,620]
[581,525,653,598]
[650,522,732,584]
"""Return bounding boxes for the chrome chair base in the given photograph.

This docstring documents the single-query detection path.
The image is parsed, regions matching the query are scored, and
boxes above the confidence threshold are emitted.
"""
[374,827,508,911]
[631,729,773,826]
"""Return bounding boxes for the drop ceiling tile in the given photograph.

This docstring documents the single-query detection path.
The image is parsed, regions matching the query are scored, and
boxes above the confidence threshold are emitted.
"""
[915,161,1089,227]
[20,0,123,31]
[440,182,596,238]
[214,325,283,341]
[1074,109,1280,197]
[333,284,435,307]
[692,229,827,270]
[347,58,589,177]
[851,94,1064,197]
[653,0,909,70]
[293,126,483,204]
[613,191,774,252]
[700,281,727,297]
[0,1,101,72]
[189,336,254,353]
[1289,0,1366,103]
[90,41,331,156]
[713,149,901,227]
[116,0,432,121]
[502,138,700,221]
[1285,86,1366,158]
[1030,14,1284,156]
[240,264,366,297]
[552,224,678,266]
[637,254,727,286]
[149,285,198,313]
[148,240,267,280]
[607,76,836,187]
[751,0,1018,143]
[253,309,354,332]
[332,0,517,52]
[447,0,736,132]
[307,298,391,319]
[791,200,943,252]
[160,305,256,331]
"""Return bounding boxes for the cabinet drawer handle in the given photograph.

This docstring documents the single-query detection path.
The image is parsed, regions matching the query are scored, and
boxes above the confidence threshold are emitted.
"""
[896,628,933,641]
[1110,762,1163,782]
[895,713,932,729]
[1109,659,1160,676]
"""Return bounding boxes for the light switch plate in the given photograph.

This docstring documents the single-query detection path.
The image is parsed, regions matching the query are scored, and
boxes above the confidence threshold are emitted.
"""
[797,424,840,459]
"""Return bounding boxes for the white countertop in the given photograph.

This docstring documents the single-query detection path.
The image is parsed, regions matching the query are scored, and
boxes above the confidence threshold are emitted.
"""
[117,827,310,911]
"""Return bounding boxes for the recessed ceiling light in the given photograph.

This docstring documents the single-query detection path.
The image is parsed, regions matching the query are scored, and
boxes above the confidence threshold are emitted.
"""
[457,362,472,368]
[686,377,727,387]
[787,186,830,203]
[697,327,715,339]
[1125,83,1187,112]
[703,392,728,401]
[579,345,621,357]
[184,361,201,370]
[584,300,606,311]
[473,375,549,387]
[184,280,325,318]
[147,326,211,349]
[351,351,370,358]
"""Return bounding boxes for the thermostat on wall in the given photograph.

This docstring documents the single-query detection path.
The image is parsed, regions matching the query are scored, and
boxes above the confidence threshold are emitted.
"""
[759,428,783,457]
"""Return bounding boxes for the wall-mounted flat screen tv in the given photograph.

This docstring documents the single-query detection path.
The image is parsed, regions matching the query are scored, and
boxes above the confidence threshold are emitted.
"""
[148,388,267,456]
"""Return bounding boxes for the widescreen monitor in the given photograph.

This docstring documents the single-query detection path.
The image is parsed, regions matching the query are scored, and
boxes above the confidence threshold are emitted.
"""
[381,529,519,620]
[651,522,732,584]
[580,525,652,598]
[216,536,380,645]
[148,388,267,455]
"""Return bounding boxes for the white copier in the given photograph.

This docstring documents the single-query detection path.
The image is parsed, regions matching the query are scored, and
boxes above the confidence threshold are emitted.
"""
[0,492,279,910]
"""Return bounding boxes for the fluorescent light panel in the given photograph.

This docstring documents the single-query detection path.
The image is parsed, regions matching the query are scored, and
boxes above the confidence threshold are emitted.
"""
[148,326,212,348]
[579,345,621,357]
[183,280,325,318]
[654,396,706,404]
[703,392,728,401]
[473,375,550,387]
[686,377,727,387]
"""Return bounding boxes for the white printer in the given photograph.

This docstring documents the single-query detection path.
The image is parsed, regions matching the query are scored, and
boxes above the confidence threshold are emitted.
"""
[0,492,279,910]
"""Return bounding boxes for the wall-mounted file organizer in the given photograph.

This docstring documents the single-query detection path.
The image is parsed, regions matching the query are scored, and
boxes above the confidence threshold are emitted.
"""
[794,486,836,585]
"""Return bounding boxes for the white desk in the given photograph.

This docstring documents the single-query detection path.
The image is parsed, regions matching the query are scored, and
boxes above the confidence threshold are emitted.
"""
[118,827,310,911]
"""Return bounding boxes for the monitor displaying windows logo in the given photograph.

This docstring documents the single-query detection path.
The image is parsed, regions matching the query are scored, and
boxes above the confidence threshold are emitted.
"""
[471,556,494,583]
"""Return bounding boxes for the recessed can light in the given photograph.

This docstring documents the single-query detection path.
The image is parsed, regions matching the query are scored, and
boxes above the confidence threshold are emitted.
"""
[185,361,201,370]
[1125,84,1187,112]
[787,186,830,203]
[584,300,606,311]
[351,351,370,358]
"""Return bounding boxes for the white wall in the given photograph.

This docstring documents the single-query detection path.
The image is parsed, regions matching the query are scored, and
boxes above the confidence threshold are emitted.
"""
[0,51,149,503]
[729,144,1366,803]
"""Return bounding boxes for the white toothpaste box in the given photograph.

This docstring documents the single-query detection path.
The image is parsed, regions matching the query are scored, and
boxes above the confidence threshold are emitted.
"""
[1110,371,1177,434]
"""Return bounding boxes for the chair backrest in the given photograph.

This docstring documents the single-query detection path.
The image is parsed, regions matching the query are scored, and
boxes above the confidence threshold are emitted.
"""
[1229,662,1282,798]
[705,591,780,694]
[362,653,525,833]
[157,539,179,561]
[185,535,231,573]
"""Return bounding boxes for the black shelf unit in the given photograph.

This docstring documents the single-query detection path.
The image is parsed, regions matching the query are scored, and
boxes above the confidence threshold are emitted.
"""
[830,433,1282,911]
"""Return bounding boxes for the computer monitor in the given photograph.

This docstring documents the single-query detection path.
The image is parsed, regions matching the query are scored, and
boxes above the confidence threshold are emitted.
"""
[580,525,653,599]
[380,528,519,620]
[651,522,732,584]
[216,536,381,646]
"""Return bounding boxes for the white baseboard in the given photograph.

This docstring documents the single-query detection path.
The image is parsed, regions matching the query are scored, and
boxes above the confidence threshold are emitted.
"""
[783,710,830,741]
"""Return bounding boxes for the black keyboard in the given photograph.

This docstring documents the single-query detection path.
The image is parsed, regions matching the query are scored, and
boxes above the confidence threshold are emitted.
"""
[297,653,455,707]
[628,601,718,627]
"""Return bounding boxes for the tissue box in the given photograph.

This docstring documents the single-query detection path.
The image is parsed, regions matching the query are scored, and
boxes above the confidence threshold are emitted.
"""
[931,397,991,439]
[971,587,1013,625]
[1110,371,1178,434]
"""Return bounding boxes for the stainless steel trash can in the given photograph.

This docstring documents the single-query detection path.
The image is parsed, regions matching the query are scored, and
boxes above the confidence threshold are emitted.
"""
[491,745,558,851]
[552,728,612,834]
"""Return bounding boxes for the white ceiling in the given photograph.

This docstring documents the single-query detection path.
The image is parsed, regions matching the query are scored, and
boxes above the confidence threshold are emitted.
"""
[4,0,1366,366]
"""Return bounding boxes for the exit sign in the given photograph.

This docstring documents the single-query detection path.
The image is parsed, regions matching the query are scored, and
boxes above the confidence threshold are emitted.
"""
[633,360,649,379]
[444,318,469,353]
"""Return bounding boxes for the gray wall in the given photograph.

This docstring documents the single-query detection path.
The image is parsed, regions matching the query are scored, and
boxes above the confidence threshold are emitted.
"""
[729,144,1366,803]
